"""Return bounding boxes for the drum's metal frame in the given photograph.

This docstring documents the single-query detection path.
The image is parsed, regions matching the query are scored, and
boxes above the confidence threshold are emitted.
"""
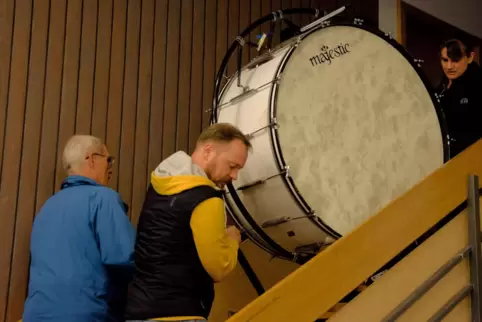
[212,12,453,264]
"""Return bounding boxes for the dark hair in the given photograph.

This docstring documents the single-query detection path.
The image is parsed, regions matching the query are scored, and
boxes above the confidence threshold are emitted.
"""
[440,39,475,62]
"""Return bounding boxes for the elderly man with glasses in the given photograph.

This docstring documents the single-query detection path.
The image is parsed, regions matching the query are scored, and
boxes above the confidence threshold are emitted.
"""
[22,135,136,322]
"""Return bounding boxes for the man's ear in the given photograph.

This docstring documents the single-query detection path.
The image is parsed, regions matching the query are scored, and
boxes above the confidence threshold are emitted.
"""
[202,143,213,161]
[86,154,95,169]
[468,51,476,64]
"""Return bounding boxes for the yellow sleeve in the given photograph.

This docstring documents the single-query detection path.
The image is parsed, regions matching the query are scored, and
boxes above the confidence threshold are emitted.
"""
[190,197,239,282]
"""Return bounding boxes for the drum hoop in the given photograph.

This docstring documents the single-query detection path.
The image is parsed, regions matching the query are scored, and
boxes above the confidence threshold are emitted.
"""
[269,34,342,239]
[223,194,292,258]
[225,183,296,261]
[269,22,452,237]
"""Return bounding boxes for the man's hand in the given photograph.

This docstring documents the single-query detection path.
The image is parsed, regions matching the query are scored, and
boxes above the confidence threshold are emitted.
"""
[226,225,241,244]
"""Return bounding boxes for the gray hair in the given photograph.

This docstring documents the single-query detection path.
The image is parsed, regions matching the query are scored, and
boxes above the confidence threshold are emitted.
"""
[62,135,104,175]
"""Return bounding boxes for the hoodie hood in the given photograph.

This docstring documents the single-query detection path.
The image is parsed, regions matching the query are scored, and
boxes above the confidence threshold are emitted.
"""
[151,151,217,195]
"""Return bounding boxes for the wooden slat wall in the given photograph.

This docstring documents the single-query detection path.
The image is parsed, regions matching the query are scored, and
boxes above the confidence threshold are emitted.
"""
[0,1,378,321]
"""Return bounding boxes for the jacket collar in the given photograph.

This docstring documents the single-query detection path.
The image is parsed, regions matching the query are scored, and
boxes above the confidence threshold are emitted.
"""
[60,175,102,190]
[59,175,130,212]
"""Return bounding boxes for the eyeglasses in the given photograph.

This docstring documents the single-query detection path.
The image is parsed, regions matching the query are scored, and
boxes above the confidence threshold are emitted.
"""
[88,153,115,168]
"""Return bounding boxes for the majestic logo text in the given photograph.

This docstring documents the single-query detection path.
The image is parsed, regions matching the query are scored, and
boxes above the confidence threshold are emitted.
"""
[309,43,351,66]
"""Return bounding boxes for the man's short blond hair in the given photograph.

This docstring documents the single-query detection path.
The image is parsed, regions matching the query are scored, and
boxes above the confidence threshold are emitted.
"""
[197,123,252,150]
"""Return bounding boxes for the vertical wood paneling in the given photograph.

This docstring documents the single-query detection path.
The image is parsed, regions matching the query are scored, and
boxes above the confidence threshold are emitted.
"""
[0,1,379,320]
[55,0,83,189]
[227,0,239,76]
[215,0,228,85]
[131,0,155,227]
[105,0,127,191]
[188,0,206,153]
[91,0,113,142]
[201,0,217,129]
[0,0,32,319]
[176,0,193,153]
[118,0,141,216]
[0,0,15,184]
[162,0,181,160]
[147,0,167,175]
[75,0,97,134]
[238,1,250,66]
[5,0,50,319]
[35,0,67,210]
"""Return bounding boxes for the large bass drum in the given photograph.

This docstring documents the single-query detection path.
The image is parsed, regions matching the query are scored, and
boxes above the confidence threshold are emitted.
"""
[212,22,450,264]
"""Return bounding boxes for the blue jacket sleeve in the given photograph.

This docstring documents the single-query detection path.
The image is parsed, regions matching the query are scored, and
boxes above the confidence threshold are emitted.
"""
[93,188,136,268]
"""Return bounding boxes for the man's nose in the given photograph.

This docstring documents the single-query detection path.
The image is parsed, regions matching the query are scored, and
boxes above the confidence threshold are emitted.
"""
[230,170,238,181]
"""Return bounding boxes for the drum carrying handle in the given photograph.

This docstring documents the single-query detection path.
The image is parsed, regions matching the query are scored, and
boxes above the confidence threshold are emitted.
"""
[299,5,350,32]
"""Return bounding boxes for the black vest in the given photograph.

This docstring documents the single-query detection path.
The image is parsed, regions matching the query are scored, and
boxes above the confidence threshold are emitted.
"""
[124,184,223,320]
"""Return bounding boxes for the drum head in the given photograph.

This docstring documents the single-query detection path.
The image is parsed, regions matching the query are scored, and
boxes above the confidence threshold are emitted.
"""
[274,25,445,236]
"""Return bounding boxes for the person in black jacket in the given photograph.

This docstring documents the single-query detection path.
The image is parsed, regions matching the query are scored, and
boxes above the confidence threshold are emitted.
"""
[436,38,482,157]
[125,123,250,322]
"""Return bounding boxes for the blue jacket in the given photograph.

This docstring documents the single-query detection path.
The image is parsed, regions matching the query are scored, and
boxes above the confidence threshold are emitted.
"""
[22,176,136,322]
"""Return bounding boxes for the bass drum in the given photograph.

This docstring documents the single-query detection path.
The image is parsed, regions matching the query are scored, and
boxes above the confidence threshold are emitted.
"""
[213,22,450,264]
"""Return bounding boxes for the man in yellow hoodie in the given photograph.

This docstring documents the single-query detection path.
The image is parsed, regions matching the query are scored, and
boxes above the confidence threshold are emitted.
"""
[125,123,251,322]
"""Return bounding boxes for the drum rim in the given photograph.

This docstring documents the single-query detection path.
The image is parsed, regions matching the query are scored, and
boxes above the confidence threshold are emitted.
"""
[223,199,284,256]
[225,183,295,260]
[269,31,342,240]
[269,22,452,237]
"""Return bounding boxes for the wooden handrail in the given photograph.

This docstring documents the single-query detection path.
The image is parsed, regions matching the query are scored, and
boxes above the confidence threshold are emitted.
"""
[227,140,482,322]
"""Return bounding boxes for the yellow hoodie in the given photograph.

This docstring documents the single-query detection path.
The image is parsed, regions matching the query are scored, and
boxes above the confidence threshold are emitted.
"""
[149,151,239,321]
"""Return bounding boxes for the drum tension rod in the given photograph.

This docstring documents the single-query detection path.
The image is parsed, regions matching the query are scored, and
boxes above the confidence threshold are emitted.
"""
[240,214,316,234]
[236,166,288,191]
[246,120,278,140]
[216,77,280,109]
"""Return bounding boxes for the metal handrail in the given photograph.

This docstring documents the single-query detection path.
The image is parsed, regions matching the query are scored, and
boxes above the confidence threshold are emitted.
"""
[381,174,482,322]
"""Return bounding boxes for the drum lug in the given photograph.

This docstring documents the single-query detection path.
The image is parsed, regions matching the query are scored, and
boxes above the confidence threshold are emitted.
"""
[414,58,424,68]
[353,18,364,25]
[434,92,442,103]
[320,20,331,28]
